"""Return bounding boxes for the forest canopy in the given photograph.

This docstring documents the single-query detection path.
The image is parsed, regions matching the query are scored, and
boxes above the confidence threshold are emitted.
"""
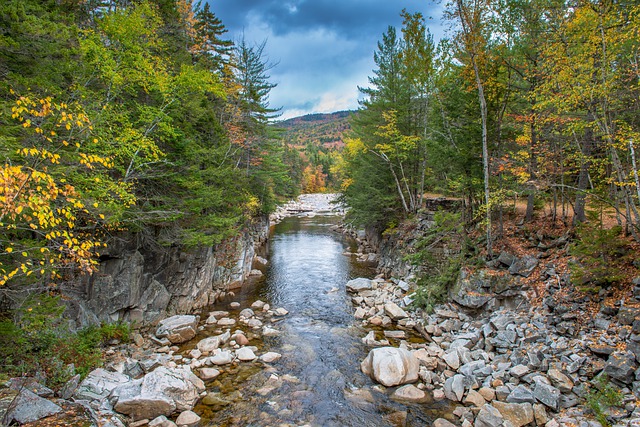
[0,0,297,288]
[338,1,640,254]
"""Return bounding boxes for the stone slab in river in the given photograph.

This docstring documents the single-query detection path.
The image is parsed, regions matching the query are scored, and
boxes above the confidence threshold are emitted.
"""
[236,347,257,361]
[361,347,419,387]
[391,384,426,402]
[155,315,199,344]
[346,278,373,292]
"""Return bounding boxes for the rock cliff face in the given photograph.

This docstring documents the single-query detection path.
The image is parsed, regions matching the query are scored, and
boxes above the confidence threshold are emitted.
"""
[63,217,269,327]
[369,212,441,281]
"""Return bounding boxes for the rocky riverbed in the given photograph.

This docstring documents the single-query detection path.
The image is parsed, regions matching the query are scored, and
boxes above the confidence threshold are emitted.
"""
[0,296,292,426]
[346,271,640,427]
[3,194,640,427]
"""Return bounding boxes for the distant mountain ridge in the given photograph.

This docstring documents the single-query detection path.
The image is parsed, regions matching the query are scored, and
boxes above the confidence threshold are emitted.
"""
[277,110,354,150]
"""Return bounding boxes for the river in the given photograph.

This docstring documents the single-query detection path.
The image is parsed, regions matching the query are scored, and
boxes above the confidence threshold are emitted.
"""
[195,196,447,426]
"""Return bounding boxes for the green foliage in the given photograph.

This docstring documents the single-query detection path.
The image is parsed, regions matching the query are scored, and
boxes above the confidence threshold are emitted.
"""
[0,0,295,290]
[586,374,623,427]
[407,211,466,312]
[0,294,130,388]
[569,218,629,292]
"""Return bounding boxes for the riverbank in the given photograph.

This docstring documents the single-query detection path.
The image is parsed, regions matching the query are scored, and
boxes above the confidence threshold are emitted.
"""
[344,204,640,427]
[346,273,640,427]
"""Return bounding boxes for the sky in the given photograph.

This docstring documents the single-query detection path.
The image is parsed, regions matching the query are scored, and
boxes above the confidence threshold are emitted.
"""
[206,0,445,120]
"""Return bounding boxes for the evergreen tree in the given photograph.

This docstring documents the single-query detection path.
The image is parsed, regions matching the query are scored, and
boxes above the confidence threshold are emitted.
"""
[193,2,233,71]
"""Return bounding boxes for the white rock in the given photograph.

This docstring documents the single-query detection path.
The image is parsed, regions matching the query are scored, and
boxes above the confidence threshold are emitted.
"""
[111,366,204,421]
[149,415,177,427]
[210,351,234,365]
[217,318,236,326]
[361,347,419,387]
[433,419,457,427]
[262,326,280,336]
[236,347,257,361]
[176,410,200,427]
[391,384,426,402]
[207,311,229,320]
[75,368,130,401]
[198,368,220,381]
[155,315,199,344]
[251,300,266,309]
[196,337,221,354]
[384,302,409,320]
[274,307,289,316]
[245,318,263,328]
[443,350,460,370]
[362,331,378,346]
[239,308,255,318]
[260,352,282,363]
[346,278,373,292]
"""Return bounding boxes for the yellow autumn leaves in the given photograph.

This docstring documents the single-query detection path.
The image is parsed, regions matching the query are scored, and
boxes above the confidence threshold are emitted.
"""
[1,95,128,287]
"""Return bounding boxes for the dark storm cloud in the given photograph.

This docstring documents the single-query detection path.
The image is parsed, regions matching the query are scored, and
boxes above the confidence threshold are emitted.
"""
[224,0,422,37]
[207,0,443,119]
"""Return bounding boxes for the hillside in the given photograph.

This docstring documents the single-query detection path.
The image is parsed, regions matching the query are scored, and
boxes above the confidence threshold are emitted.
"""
[275,111,355,191]
[277,111,353,151]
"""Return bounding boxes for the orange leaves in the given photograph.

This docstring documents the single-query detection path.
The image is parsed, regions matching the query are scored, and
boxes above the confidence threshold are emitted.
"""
[302,165,327,194]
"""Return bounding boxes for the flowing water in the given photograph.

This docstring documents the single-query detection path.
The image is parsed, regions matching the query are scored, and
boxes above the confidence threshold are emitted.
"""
[195,198,449,426]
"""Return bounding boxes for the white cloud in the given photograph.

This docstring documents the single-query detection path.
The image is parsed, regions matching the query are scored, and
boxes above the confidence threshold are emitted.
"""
[217,0,446,119]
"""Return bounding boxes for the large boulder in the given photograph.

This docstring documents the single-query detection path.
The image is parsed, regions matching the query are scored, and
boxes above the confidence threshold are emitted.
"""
[384,302,409,320]
[346,278,373,293]
[361,347,419,387]
[492,401,534,427]
[475,404,504,427]
[112,379,175,421]
[111,366,205,421]
[604,352,638,384]
[75,368,131,401]
[143,366,204,410]
[3,389,63,425]
[155,315,199,344]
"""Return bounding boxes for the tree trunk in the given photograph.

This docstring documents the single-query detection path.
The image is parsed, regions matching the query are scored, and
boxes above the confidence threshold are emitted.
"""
[525,118,538,222]
[573,124,593,224]
[455,0,492,257]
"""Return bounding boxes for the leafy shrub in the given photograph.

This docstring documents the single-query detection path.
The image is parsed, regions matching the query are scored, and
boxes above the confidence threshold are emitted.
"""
[570,223,629,292]
[0,294,130,388]
[406,211,467,312]
[586,374,623,427]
